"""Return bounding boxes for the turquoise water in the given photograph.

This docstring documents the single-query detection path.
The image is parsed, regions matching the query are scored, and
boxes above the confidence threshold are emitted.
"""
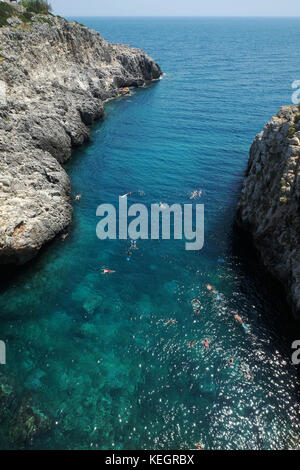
[0,17,300,449]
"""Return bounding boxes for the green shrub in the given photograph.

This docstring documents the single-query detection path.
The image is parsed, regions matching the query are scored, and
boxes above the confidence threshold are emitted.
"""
[0,3,15,27]
[288,126,296,138]
[19,11,34,23]
[21,1,52,14]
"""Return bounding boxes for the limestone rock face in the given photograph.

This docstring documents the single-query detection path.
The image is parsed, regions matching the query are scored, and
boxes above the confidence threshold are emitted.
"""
[0,15,162,264]
[236,105,300,319]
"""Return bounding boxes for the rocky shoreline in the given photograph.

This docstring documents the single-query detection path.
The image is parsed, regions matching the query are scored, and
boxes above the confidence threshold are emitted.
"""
[0,13,161,265]
[236,105,300,320]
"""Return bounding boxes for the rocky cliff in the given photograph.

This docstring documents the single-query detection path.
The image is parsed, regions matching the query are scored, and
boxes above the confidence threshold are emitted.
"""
[236,105,300,319]
[0,13,161,264]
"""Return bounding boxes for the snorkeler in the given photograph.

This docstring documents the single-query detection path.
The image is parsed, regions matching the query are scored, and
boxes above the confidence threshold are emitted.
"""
[234,314,248,330]
[101,268,116,274]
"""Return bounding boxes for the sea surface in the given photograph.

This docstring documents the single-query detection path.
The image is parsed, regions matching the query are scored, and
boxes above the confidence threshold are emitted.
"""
[0,17,300,450]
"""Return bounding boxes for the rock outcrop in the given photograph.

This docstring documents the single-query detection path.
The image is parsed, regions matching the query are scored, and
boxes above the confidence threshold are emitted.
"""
[0,14,161,264]
[236,105,300,319]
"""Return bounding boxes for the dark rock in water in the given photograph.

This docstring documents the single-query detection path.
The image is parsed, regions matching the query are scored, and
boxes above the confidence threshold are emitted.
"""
[0,373,51,448]
[236,105,300,319]
[0,15,162,265]
[9,400,51,447]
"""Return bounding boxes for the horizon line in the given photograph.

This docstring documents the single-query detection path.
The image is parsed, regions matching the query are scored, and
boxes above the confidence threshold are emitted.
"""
[63,15,300,18]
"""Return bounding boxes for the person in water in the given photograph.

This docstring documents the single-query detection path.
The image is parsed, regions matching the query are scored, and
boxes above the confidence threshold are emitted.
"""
[227,358,234,366]
[101,268,116,274]
[206,284,217,295]
[120,192,133,198]
[190,190,198,200]
[61,233,68,240]
[75,194,82,201]
[203,339,210,349]
[130,241,138,250]
[234,314,248,329]
[194,443,203,451]
[188,341,196,348]
[164,319,177,326]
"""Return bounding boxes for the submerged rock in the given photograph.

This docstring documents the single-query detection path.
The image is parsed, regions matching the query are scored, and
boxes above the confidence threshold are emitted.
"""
[0,14,162,264]
[236,105,300,319]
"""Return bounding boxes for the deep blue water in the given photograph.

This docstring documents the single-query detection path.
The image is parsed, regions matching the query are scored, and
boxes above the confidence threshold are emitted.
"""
[0,17,300,450]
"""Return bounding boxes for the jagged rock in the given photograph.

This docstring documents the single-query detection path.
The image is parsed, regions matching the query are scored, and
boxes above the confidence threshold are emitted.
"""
[236,105,300,319]
[0,14,162,264]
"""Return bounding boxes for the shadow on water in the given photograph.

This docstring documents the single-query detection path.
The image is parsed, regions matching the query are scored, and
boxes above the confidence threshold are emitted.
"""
[231,222,300,380]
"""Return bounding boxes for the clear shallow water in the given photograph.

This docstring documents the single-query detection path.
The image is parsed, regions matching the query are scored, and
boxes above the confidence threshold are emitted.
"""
[0,17,300,449]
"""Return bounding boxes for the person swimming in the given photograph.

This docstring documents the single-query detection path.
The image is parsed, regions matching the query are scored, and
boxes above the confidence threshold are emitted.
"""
[234,314,248,330]
[75,194,82,201]
[203,339,210,349]
[206,284,217,295]
[130,240,138,250]
[61,233,68,240]
[190,190,198,200]
[164,319,177,326]
[101,268,116,274]
[194,443,203,451]
[188,341,196,348]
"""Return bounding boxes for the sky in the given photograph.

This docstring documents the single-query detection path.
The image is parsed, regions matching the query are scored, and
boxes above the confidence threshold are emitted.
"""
[50,0,300,17]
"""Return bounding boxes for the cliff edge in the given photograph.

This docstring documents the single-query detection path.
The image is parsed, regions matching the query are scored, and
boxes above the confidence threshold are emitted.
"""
[0,13,161,264]
[236,105,300,319]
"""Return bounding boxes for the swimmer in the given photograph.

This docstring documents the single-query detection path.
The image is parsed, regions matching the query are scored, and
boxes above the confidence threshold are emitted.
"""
[227,358,234,366]
[159,202,167,209]
[198,190,203,198]
[164,319,177,326]
[194,309,201,316]
[203,339,210,349]
[234,314,248,330]
[138,190,145,196]
[194,443,203,451]
[75,194,82,201]
[130,241,138,250]
[190,190,197,200]
[101,268,115,274]
[206,284,217,295]
[61,233,68,240]
[120,192,132,198]
[188,341,196,348]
